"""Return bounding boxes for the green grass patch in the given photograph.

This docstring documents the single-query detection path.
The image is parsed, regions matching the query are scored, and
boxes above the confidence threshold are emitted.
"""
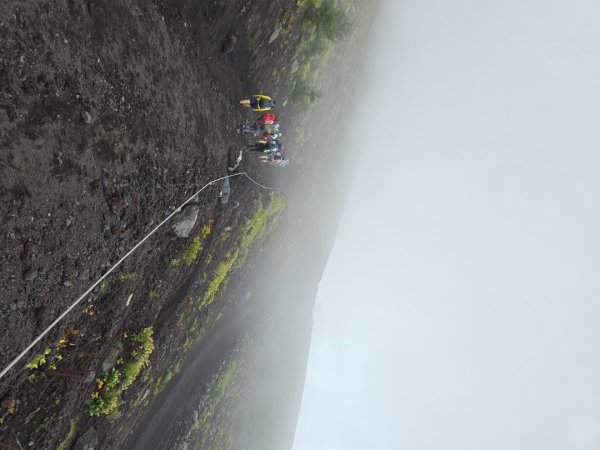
[200,193,284,308]
[182,236,202,265]
[214,360,237,406]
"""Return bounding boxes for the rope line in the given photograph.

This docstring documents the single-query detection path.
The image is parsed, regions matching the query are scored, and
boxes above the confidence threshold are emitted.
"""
[0,172,278,380]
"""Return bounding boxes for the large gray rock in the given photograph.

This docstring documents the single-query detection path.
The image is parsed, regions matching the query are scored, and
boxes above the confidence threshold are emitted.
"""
[101,341,122,372]
[219,177,231,204]
[171,205,199,238]
[268,24,282,43]
[73,427,98,450]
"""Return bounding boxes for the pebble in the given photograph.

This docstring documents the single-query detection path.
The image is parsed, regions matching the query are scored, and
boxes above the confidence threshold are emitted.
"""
[63,280,73,287]
[82,111,93,124]
[23,269,37,281]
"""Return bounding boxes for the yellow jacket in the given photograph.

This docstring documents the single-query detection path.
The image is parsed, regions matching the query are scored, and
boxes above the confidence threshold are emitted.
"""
[253,94,273,112]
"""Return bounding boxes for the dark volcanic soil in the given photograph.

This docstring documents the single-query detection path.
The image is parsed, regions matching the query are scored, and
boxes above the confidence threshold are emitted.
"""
[0,0,306,448]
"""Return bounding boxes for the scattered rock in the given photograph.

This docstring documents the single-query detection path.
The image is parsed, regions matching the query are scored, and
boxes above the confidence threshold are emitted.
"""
[81,111,93,124]
[73,427,98,450]
[109,196,124,214]
[219,177,231,204]
[291,60,299,73]
[84,371,96,384]
[268,24,282,43]
[137,388,151,405]
[23,240,33,254]
[171,205,199,238]
[23,269,37,281]
[78,269,90,281]
[16,300,25,308]
[63,280,74,287]
[10,303,16,311]
[221,33,237,54]
[101,342,123,372]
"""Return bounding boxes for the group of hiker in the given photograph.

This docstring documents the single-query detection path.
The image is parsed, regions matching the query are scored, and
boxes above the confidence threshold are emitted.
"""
[238,94,289,168]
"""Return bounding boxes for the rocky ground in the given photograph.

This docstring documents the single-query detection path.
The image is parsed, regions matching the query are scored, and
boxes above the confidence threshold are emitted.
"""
[0,0,378,448]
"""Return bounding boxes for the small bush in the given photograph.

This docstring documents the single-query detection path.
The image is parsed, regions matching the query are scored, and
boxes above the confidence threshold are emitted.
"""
[118,272,138,282]
[25,348,52,370]
[87,327,154,416]
[182,236,202,265]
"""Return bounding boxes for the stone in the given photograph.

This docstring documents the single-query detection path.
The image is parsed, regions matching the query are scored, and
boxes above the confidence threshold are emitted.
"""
[221,33,237,54]
[84,371,96,384]
[171,205,199,238]
[101,342,122,372]
[291,60,299,73]
[268,24,282,44]
[81,111,93,124]
[219,177,231,204]
[73,427,98,450]
[23,269,37,281]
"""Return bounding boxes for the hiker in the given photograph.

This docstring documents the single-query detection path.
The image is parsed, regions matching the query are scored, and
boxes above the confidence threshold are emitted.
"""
[258,112,278,125]
[237,123,262,135]
[259,130,281,142]
[239,94,276,112]
[258,151,289,167]
[237,122,280,141]
[247,140,282,153]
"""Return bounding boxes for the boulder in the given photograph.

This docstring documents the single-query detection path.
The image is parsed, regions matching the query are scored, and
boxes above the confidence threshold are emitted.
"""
[268,24,282,44]
[171,205,199,238]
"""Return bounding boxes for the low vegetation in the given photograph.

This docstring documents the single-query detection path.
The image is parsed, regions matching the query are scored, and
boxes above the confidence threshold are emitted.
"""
[200,193,284,308]
[56,419,76,450]
[87,327,154,417]
[291,0,352,106]
[182,236,202,265]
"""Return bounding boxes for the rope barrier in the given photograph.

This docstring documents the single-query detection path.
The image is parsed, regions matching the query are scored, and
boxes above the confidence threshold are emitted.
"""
[0,172,278,380]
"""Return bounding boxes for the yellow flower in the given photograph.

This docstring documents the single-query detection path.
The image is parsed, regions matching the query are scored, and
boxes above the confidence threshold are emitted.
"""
[91,392,99,399]
[96,379,104,389]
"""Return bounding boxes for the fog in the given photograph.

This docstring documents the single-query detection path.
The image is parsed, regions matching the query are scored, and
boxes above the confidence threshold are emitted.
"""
[293,1,600,449]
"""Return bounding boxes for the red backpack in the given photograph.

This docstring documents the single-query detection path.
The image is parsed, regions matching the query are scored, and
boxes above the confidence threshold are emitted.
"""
[260,112,276,123]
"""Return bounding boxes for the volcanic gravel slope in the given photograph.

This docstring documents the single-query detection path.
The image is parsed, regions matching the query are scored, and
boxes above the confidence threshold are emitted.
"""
[0,0,379,448]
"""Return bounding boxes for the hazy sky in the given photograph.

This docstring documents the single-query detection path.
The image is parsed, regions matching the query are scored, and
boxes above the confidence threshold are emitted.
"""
[293,1,600,449]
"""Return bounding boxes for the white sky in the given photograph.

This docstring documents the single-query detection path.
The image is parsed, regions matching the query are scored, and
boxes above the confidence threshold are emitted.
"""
[293,1,600,449]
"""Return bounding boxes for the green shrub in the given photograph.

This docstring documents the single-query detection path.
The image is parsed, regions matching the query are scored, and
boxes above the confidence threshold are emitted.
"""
[182,236,202,265]
[86,327,154,416]
[25,348,52,370]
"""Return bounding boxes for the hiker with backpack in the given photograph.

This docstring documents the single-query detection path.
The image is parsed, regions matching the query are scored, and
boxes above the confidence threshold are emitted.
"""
[258,151,289,167]
[247,139,282,153]
[239,94,276,112]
